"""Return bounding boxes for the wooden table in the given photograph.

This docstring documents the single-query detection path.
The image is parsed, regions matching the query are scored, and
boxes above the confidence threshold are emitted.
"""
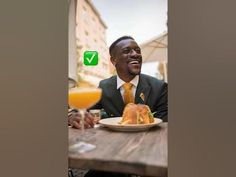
[68,123,168,177]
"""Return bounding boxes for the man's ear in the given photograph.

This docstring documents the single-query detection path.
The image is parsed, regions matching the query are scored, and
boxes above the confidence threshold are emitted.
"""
[110,56,117,66]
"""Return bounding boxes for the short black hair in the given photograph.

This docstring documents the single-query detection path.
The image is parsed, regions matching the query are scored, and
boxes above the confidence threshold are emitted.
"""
[109,36,134,57]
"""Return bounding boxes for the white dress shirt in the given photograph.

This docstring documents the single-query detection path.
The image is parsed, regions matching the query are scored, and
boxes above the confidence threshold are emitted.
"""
[116,75,139,102]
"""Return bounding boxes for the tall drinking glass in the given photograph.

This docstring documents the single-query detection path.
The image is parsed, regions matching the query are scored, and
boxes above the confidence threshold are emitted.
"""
[68,87,102,153]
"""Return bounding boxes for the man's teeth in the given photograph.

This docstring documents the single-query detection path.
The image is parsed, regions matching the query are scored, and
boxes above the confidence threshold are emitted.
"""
[130,61,139,64]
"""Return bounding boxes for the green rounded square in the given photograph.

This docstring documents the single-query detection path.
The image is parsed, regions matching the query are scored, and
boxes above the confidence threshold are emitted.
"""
[83,51,98,66]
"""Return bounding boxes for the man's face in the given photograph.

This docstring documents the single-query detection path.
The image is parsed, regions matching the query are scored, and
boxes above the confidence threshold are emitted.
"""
[111,39,142,77]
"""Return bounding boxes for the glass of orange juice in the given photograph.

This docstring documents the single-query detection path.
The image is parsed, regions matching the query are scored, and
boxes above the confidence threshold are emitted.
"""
[68,87,102,153]
[68,87,102,134]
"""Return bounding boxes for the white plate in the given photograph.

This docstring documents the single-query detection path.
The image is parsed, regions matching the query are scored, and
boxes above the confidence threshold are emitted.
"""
[99,117,163,132]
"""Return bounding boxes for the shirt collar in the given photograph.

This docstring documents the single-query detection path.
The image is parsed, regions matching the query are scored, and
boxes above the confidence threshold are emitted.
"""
[117,75,139,89]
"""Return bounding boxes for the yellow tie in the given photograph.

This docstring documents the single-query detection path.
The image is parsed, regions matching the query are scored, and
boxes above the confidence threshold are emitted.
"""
[123,83,134,105]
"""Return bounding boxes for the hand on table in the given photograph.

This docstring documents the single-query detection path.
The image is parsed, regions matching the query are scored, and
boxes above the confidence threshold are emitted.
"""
[68,111,94,129]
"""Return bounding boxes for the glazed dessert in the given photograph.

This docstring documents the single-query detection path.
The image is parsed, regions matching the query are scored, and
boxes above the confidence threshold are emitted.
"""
[119,103,155,125]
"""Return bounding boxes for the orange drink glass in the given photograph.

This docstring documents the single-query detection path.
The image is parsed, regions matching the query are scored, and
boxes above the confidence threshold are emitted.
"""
[68,87,102,109]
[68,87,102,135]
[68,87,102,153]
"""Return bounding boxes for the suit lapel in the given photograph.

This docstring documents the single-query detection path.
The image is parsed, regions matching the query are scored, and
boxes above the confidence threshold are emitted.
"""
[109,76,125,114]
[135,75,151,104]
[108,75,151,114]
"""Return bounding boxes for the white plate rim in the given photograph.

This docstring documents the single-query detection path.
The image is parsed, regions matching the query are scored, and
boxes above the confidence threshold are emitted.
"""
[98,117,163,131]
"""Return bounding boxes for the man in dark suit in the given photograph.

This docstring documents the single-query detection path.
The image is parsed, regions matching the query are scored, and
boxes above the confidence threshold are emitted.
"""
[90,36,168,122]
[69,36,168,177]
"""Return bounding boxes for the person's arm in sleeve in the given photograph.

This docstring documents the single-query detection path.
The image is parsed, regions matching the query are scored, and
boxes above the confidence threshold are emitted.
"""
[154,83,168,122]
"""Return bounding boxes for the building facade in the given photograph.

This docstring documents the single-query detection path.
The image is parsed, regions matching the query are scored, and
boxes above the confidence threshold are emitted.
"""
[75,0,111,86]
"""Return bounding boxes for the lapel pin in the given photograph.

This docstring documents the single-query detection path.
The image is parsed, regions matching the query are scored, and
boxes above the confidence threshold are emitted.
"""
[140,93,145,102]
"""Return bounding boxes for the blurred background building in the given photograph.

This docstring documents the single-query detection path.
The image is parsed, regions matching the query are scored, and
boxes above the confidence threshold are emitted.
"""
[69,0,112,87]
[69,0,168,86]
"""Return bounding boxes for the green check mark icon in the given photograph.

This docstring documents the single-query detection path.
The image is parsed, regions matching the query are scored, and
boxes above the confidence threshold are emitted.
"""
[83,51,98,66]
[86,53,96,64]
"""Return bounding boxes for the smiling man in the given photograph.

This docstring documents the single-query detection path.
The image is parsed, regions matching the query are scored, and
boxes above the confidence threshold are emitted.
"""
[110,36,142,82]
[70,36,168,177]
[90,36,168,122]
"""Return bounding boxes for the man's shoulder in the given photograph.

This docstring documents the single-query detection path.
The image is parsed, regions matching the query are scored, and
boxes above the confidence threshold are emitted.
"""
[99,75,116,86]
[140,74,165,85]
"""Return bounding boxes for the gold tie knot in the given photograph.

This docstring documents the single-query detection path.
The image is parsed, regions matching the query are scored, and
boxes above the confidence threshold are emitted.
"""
[123,82,133,90]
[123,83,134,105]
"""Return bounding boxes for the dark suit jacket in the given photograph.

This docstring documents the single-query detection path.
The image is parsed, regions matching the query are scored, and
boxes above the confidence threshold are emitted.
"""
[90,74,168,122]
